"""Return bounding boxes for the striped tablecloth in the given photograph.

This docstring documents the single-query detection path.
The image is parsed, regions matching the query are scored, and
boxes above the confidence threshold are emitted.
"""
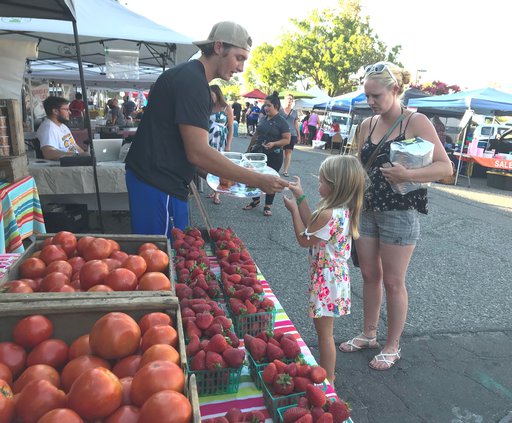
[0,253,20,277]
[0,176,46,253]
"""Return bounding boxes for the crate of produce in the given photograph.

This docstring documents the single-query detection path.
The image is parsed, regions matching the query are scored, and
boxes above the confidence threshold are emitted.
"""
[226,298,276,337]
[0,295,200,422]
[247,350,305,390]
[0,233,175,296]
[277,395,351,423]
[187,361,242,397]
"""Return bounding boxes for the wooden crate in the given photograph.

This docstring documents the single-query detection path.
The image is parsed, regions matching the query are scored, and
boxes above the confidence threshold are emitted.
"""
[0,154,29,182]
[0,233,176,295]
[0,99,26,156]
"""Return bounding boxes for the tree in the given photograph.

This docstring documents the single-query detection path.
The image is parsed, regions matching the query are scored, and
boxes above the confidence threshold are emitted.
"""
[245,0,401,96]
[410,81,461,96]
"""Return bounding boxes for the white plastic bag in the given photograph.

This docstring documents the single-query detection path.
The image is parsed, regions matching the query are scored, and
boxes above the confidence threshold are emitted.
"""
[312,140,326,149]
[389,137,434,194]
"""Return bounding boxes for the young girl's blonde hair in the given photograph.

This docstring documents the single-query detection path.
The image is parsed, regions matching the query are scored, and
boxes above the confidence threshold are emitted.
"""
[309,155,367,239]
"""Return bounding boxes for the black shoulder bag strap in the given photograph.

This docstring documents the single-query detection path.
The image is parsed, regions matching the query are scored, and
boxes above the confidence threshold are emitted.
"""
[364,114,405,171]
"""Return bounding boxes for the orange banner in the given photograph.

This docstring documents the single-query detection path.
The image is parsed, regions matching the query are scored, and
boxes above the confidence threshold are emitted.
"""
[470,156,512,170]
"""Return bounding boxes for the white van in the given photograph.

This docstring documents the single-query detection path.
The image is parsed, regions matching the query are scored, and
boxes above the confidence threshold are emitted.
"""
[473,124,510,149]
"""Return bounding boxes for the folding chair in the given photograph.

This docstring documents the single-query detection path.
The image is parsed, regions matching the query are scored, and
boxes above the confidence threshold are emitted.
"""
[330,133,343,154]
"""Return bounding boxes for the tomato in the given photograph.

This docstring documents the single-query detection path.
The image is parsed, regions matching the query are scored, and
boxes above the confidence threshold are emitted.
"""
[0,379,14,423]
[39,245,68,264]
[44,260,72,278]
[40,272,70,292]
[19,278,39,291]
[69,278,81,291]
[140,324,178,351]
[102,258,122,272]
[104,405,139,423]
[130,360,185,406]
[76,236,94,256]
[13,364,60,394]
[139,344,180,367]
[61,355,111,392]
[110,250,128,264]
[67,367,123,420]
[19,257,46,279]
[42,237,54,248]
[89,313,141,360]
[0,363,12,386]
[138,272,171,291]
[26,339,68,369]
[88,284,114,292]
[79,260,109,290]
[67,256,86,274]
[104,268,138,291]
[138,312,172,335]
[138,390,192,423]
[138,243,158,253]
[122,255,147,278]
[15,379,66,423]
[52,231,78,257]
[3,280,33,293]
[82,237,113,261]
[112,355,141,379]
[13,315,53,349]
[68,335,91,361]
[119,376,133,405]
[49,284,75,292]
[108,239,121,253]
[140,249,169,273]
[37,408,84,423]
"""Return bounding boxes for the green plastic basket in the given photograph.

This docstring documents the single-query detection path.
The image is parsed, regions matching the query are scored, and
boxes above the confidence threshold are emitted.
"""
[187,362,242,396]
[277,398,344,423]
[225,304,276,338]
[247,350,305,390]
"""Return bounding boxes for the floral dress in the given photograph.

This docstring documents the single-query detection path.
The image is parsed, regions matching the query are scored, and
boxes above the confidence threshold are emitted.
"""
[305,207,352,318]
[208,108,228,152]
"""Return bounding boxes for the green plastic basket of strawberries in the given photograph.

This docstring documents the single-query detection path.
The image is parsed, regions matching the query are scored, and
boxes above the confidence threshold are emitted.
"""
[226,296,276,337]
[277,395,351,423]
[258,359,328,421]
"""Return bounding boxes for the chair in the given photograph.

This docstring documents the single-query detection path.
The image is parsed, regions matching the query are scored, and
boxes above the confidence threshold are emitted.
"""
[330,133,343,154]
[26,138,44,159]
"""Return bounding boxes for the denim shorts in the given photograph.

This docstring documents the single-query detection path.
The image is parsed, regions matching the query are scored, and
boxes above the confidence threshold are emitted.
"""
[359,209,420,246]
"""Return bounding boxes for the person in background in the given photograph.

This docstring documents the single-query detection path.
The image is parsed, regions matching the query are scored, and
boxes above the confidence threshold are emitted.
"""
[283,155,367,385]
[431,116,446,146]
[232,98,242,123]
[108,98,126,127]
[339,61,452,370]
[307,111,319,144]
[69,92,85,129]
[242,101,250,134]
[122,95,137,119]
[125,21,288,236]
[208,84,234,205]
[279,93,300,177]
[36,96,86,160]
[301,110,311,144]
[247,101,260,135]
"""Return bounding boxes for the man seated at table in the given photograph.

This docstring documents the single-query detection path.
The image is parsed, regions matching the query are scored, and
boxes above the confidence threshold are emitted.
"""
[36,96,86,160]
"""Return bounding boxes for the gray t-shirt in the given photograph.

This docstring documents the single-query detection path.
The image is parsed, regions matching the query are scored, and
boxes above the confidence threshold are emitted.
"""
[279,108,298,136]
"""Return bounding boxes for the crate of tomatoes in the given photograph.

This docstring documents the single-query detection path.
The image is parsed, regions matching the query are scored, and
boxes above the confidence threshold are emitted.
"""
[0,232,176,296]
[0,295,200,423]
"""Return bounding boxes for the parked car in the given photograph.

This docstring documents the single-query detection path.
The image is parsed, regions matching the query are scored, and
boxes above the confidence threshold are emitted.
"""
[473,124,510,149]
[488,128,512,154]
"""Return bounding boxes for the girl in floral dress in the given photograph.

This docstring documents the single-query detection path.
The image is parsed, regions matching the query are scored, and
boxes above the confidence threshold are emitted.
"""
[283,155,366,385]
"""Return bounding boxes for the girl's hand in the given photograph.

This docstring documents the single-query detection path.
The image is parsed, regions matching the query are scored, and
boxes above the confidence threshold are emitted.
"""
[380,162,410,184]
[288,176,304,198]
[283,191,298,212]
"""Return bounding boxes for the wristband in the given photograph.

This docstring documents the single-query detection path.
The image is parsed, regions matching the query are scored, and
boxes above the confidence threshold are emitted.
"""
[296,194,306,206]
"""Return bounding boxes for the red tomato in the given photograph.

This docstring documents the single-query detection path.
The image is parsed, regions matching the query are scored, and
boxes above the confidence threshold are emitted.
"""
[49,284,75,292]
[69,278,81,291]
[67,256,86,274]
[139,344,180,367]
[82,237,113,261]
[109,250,128,263]
[102,258,122,272]
[13,364,60,394]
[108,239,121,253]
[52,231,78,257]
[15,379,66,423]
[19,257,46,279]
[112,355,141,379]
[79,260,109,290]
[40,271,69,292]
[37,408,84,423]
[67,367,123,421]
[138,243,158,253]
[68,335,91,361]
[19,278,39,291]
[39,245,68,264]
[137,272,171,291]
[138,390,192,423]
[119,376,133,405]
[26,339,68,369]
[104,405,140,423]
[104,268,138,291]
[140,324,178,351]
[61,355,111,392]
[13,315,53,349]
[0,379,14,423]
[130,360,185,407]
[0,363,12,386]
[44,260,72,278]
[88,284,114,292]
[76,236,94,256]
[41,237,54,248]
[89,313,141,360]
[140,249,169,273]
[122,255,147,278]
[3,280,33,293]
[138,312,172,335]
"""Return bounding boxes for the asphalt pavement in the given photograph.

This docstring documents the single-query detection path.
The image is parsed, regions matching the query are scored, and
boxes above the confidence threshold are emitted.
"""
[190,135,512,423]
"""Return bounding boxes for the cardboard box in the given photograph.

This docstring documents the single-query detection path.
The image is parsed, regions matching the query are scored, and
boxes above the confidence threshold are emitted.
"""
[0,154,29,182]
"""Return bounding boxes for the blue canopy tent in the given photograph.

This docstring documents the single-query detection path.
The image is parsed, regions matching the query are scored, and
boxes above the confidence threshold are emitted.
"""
[313,90,367,112]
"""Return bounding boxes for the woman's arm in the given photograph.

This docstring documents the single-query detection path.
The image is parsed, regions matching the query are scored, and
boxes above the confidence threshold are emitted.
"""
[225,106,234,151]
[265,132,291,149]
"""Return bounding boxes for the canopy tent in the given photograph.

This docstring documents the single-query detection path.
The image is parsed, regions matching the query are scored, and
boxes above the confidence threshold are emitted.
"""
[241,89,267,100]
[314,90,367,112]
[278,90,315,99]
[295,95,331,110]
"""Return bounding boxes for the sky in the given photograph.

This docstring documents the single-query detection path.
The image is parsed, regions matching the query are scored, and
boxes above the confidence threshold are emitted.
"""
[123,0,511,91]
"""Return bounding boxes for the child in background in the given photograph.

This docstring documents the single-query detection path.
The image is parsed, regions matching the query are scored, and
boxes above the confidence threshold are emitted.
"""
[283,155,366,385]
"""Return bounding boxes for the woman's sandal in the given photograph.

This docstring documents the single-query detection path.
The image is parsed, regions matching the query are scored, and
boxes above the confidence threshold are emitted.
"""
[263,206,272,216]
[339,333,380,353]
[242,199,260,210]
[212,196,221,205]
[283,172,289,177]
[369,348,401,371]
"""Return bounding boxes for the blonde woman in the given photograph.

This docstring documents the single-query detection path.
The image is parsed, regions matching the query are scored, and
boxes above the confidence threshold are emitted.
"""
[279,93,300,177]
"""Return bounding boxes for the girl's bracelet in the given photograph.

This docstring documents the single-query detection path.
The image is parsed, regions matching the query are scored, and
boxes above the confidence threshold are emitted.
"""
[296,194,306,206]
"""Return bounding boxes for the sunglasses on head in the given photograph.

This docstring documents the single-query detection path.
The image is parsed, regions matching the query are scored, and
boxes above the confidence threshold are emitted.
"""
[364,63,398,85]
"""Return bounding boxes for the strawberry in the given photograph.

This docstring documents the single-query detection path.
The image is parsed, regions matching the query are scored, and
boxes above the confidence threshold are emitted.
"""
[245,410,264,423]
[195,312,214,330]
[255,331,270,342]
[281,336,301,359]
[205,350,225,370]
[180,307,195,318]
[222,348,245,368]
[227,273,242,283]
[286,362,298,377]
[210,303,226,317]
[199,339,209,351]
[229,298,247,315]
[190,303,211,314]
[249,337,267,361]
[328,399,351,423]
[226,330,240,348]
[203,322,224,338]
[309,365,327,384]
[296,364,310,378]
[283,407,310,423]
[306,385,326,408]
[228,252,240,262]
[260,297,275,311]
[272,373,294,395]
[225,408,243,423]
[297,396,309,409]
[233,286,254,300]
[295,415,313,423]
[293,376,312,393]
[311,407,325,421]
[213,315,233,330]
[273,329,287,341]
[244,299,257,314]
[186,334,200,357]
[316,412,333,423]
[186,320,202,339]
[251,282,264,294]
[273,359,287,374]
[266,342,285,361]
[190,349,206,370]
[206,333,229,353]
[261,362,277,385]
[192,286,207,299]
[243,334,255,350]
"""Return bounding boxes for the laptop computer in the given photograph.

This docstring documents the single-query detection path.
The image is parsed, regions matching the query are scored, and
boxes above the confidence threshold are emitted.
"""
[92,138,123,162]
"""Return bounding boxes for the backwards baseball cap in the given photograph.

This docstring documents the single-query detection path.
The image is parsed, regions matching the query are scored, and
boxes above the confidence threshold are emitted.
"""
[193,21,252,51]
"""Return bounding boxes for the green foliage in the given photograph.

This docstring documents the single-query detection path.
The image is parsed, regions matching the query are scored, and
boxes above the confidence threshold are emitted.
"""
[245,0,401,97]
[211,76,243,101]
